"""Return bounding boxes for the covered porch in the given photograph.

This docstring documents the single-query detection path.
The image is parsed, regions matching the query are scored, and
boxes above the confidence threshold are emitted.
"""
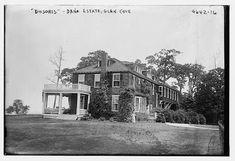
[42,84,91,119]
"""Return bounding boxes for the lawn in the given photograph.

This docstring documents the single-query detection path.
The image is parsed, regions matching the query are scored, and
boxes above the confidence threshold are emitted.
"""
[4,115,223,155]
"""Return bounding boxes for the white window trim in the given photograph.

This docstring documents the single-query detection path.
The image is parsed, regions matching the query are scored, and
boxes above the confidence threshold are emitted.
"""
[135,96,141,112]
[152,84,155,95]
[170,89,172,100]
[94,74,100,88]
[112,95,119,111]
[112,73,120,87]
[78,74,85,84]
[164,87,167,97]
[167,88,169,98]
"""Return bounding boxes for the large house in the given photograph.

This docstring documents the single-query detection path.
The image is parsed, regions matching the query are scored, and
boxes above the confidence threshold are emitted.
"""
[42,52,180,118]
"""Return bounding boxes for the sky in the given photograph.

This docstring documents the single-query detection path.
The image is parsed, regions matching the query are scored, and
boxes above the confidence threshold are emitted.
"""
[5,5,224,114]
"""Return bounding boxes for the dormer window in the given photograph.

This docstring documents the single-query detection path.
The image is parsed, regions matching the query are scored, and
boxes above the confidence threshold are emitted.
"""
[107,60,111,66]
[152,76,155,80]
[97,61,101,67]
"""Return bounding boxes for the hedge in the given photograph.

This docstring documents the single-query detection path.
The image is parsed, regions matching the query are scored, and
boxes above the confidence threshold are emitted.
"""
[117,88,135,122]
[157,108,206,124]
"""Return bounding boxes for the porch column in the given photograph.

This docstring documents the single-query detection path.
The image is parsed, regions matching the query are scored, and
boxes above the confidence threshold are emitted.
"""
[58,93,63,115]
[76,93,81,115]
[42,92,46,114]
[87,94,90,111]
[45,93,48,108]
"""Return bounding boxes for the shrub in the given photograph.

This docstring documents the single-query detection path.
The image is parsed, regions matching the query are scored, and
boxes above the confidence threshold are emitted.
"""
[156,113,166,123]
[162,109,174,122]
[117,88,135,122]
[135,112,149,121]
[198,114,206,124]
[80,114,93,121]
[109,116,118,122]
[63,108,73,114]
[88,89,113,119]
[187,110,199,124]
[99,117,106,121]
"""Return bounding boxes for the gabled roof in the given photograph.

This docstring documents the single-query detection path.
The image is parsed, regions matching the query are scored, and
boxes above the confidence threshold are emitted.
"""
[74,58,130,74]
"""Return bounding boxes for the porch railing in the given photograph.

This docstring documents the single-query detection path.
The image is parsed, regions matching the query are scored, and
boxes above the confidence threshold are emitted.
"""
[44,84,90,92]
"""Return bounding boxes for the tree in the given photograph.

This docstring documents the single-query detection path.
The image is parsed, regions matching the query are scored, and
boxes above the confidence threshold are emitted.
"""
[61,68,75,84]
[77,50,110,69]
[194,68,224,124]
[145,49,181,83]
[48,47,65,108]
[184,63,205,96]
[6,99,30,114]
[172,63,188,93]
[60,50,110,85]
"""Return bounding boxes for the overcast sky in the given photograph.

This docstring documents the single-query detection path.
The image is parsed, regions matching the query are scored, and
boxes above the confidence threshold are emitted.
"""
[5,5,224,114]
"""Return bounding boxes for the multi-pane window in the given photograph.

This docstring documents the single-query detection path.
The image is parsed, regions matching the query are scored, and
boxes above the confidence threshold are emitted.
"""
[152,84,155,95]
[136,77,141,85]
[94,74,100,88]
[164,87,167,97]
[112,73,120,87]
[167,88,170,98]
[112,95,119,111]
[167,88,171,98]
[78,74,85,84]
[169,89,172,99]
[135,97,141,112]
[158,86,163,97]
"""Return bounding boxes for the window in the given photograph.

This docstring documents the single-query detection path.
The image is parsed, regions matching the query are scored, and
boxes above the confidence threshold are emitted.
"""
[167,88,169,98]
[158,86,163,97]
[135,97,141,112]
[152,84,155,95]
[170,89,172,99]
[97,61,101,67]
[173,91,175,100]
[78,74,85,84]
[112,95,119,111]
[133,75,135,85]
[164,87,167,97]
[112,73,120,87]
[152,76,155,80]
[135,77,140,85]
[94,74,100,88]
[80,94,88,109]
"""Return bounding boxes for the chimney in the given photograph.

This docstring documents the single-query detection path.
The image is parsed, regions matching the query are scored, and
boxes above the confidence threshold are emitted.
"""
[101,51,108,74]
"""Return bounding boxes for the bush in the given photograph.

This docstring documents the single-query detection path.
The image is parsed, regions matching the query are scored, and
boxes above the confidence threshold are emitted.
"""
[117,88,135,122]
[63,108,73,114]
[88,89,113,119]
[80,114,93,121]
[172,109,190,123]
[135,112,149,121]
[109,116,118,122]
[198,114,206,124]
[162,109,174,122]
[187,110,199,124]
[98,117,106,121]
[156,113,166,123]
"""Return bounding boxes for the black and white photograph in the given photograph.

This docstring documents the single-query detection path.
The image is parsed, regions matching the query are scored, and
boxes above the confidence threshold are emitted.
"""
[3,3,229,156]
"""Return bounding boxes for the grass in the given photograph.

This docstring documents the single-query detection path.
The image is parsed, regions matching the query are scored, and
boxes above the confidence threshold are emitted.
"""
[5,115,223,155]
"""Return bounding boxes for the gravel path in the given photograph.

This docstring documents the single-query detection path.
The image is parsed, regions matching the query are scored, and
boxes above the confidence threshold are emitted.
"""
[165,123,219,130]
